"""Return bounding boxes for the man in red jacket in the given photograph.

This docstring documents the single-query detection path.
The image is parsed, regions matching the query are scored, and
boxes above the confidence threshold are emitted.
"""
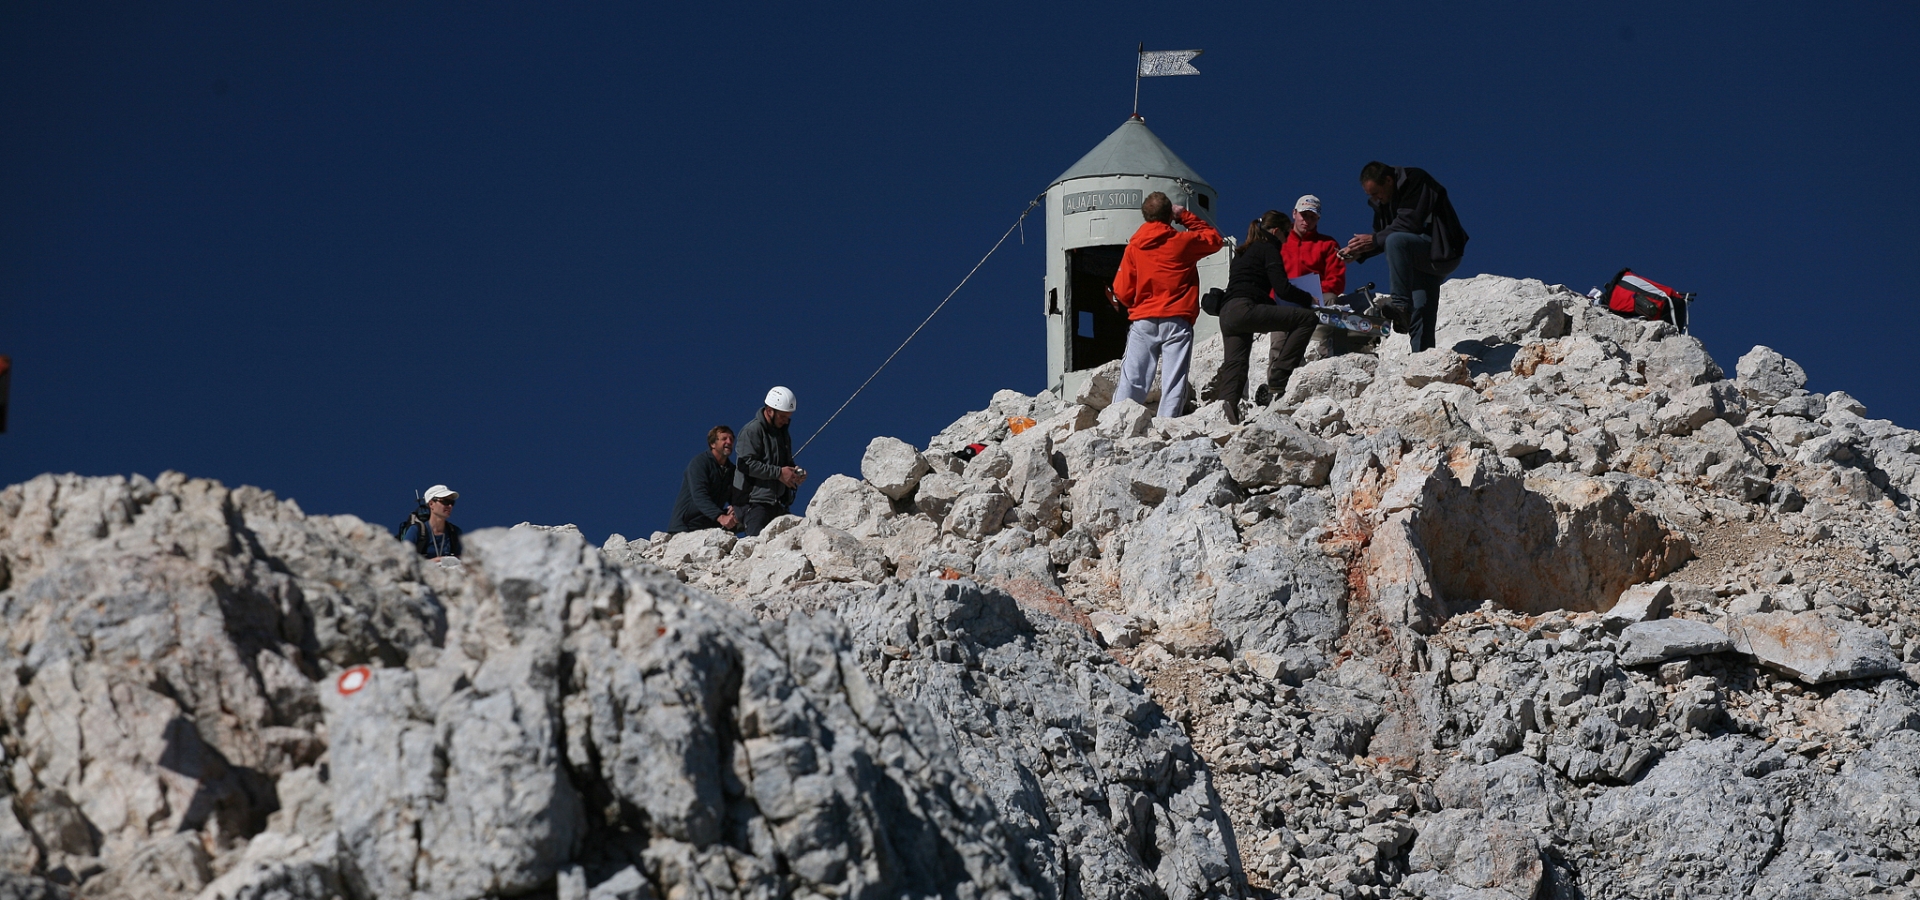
[1281,194,1346,301]
[1277,193,1367,382]
[1108,191,1225,419]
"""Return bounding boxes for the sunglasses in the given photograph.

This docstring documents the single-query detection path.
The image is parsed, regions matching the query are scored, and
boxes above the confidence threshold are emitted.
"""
[432,497,456,506]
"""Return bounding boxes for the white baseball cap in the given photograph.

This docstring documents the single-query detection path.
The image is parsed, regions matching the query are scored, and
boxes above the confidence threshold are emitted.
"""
[764,386,797,413]
[424,484,458,502]
[1294,195,1322,215]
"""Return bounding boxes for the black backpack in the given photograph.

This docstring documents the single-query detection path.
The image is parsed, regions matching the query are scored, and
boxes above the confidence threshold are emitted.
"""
[1200,287,1225,316]
[395,494,429,540]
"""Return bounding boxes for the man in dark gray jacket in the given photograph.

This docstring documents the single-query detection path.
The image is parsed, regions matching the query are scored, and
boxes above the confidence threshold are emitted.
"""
[666,425,738,534]
[734,385,807,537]
[1341,162,1469,353]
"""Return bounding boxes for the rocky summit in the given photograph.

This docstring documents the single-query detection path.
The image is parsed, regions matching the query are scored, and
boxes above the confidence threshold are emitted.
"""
[3,275,1919,900]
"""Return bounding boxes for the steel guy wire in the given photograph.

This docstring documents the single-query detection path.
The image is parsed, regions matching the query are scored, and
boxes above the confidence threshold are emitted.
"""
[795,195,1043,459]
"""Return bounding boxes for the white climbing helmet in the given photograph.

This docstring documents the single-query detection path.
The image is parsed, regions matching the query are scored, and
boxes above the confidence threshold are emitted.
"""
[764,386,797,413]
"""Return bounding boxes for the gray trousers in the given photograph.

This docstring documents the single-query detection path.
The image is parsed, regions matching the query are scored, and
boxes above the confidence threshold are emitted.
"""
[1114,317,1193,419]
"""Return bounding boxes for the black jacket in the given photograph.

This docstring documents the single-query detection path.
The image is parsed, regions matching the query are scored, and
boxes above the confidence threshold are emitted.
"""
[667,451,735,533]
[1361,166,1468,264]
[735,411,795,507]
[1226,238,1317,306]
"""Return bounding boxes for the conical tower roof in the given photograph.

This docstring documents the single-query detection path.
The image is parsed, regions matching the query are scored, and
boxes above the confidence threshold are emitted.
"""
[1050,115,1212,190]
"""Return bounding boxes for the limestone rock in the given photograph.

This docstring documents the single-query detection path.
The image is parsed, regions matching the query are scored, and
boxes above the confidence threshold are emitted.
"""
[804,473,893,537]
[1602,581,1673,624]
[654,528,735,568]
[1071,359,1124,411]
[1583,737,1791,898]
[9,268,1920,900]
[1637,333,1725,394]
[1735,345,1808,406]
[860,436,930,501]
[797,522,890,583]
[0,472,443,882]
[1000,430,1067,533]
[325,531,587,899]
[944,490,1014,540]
[1398,348,1471,388]
[195,831,344,900]
[1656,382,1747,435]
[1279,353,1377,406]
[1726,611,1902,683]
[1342,446,1692,629]
[835,579,1245,900]
[1220,411,1335,488]
[913,471,965,521]
[1824,389,1868,417]
[1097,398,1154,439]
[1116,475,1244,632]
[1381,275,1573,362]
[1616,618,1732,666]
[1405,808,1543,900]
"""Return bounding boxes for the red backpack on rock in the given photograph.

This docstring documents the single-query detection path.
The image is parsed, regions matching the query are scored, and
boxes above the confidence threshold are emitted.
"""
[1601,268,1693,332]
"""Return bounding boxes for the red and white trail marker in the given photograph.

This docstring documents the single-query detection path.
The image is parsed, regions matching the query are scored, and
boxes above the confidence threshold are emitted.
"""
[337,666,371,695]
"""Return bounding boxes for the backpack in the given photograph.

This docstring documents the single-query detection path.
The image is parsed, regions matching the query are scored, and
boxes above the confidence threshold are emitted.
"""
[398,518,461,557]
[1601,268,1693,332]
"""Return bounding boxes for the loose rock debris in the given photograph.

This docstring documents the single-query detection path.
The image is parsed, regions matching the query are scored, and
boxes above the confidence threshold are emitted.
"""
[2,275,1918,899]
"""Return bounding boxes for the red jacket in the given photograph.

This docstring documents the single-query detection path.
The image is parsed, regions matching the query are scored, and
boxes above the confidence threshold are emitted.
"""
[1281,228,1346,297]
[1110,209,1224,323]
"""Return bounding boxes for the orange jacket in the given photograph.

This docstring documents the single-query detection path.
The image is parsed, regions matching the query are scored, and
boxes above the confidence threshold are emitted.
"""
[1110,208,1224,323]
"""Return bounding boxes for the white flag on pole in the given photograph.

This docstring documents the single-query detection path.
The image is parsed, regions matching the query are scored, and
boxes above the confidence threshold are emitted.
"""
[1137,49,1202,77]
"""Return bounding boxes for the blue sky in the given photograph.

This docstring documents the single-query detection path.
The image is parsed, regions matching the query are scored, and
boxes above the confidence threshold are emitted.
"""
[4,2,1916,543]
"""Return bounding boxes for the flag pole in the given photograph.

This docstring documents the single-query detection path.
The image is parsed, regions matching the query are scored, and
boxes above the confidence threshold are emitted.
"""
[1132,42,1142,116]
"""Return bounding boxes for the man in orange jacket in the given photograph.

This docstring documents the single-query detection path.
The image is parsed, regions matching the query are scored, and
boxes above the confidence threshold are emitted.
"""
[1108,191,1225,419]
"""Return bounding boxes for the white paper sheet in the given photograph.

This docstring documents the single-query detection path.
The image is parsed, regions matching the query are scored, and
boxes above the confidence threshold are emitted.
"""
[1289,273,1321,302]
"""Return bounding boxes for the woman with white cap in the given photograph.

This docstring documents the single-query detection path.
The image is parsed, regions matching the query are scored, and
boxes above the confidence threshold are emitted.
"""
[399,484,463,560]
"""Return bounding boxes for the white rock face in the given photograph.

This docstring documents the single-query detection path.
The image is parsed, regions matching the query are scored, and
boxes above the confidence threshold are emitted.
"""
[859,436,930,501]
[8,272,1920,900]
[1616,618,1731,665]
[1735,345,1809,406]
[1220,410,1336,488]
[1726,610,1902,683]
[803,473,892,537]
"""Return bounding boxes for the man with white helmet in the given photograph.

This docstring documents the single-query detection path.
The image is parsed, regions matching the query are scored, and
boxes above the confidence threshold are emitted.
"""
[734,386,807,537]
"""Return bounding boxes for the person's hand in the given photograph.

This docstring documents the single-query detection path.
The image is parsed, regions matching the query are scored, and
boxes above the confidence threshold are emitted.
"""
[1344,234,1376,257]
[779,466,805,489]
[1171,203,1187,217]
[1106,286,1127,314]
[717,512,738,530]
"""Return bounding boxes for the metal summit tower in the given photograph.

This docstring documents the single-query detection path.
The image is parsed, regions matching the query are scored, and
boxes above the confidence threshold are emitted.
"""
[1041,115,1231,398]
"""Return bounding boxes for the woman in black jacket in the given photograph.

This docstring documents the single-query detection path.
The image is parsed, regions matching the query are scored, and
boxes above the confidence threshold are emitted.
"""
[1210,210,1321,424]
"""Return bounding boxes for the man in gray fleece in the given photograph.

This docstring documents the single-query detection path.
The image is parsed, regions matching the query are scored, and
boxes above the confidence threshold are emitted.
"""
[734,385,807,537]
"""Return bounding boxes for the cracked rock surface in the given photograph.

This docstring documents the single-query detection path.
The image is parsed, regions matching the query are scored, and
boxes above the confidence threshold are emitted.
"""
[6,273,1920,899]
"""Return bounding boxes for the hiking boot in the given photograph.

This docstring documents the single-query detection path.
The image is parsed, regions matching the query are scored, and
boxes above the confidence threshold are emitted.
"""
[1222,399,1243,426]
[1369,299,1413,333]
[1253,383,1273,406]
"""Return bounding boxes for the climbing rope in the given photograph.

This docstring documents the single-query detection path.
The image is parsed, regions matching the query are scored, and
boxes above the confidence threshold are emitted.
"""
[794,194,1044,458]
